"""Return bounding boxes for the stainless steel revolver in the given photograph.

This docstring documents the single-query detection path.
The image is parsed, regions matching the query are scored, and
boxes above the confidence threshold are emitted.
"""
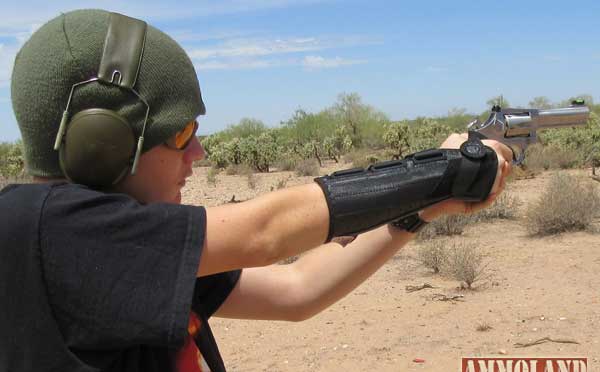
[467,100,590,164]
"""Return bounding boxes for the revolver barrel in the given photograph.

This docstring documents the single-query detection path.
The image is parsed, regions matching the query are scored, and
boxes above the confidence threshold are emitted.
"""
[505,106,590,137]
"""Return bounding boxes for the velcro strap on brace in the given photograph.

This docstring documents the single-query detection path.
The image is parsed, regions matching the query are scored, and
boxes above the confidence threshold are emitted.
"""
[314,145,497,241]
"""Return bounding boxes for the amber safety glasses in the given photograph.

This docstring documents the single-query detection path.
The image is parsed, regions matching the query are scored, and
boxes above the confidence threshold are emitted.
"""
[164,120,198,150]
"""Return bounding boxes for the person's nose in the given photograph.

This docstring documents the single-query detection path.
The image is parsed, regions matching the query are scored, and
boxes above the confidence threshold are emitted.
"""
[183,137,205,164]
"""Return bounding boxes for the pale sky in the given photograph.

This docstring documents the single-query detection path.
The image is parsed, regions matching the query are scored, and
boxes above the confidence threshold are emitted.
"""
[1,0,599,141]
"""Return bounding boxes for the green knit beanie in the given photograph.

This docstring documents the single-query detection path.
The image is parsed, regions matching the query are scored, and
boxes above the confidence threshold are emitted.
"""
[11,9,206,177]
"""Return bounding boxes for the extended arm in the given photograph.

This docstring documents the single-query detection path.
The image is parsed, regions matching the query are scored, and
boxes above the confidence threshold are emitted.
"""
[214,223,416,321]
[213,136,512,321]
[199,135,511,280]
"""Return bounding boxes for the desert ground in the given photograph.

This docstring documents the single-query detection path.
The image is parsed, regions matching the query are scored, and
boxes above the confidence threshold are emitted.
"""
[181,164,600,372]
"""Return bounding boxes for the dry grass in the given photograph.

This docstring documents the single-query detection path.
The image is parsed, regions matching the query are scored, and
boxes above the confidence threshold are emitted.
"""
[525,144,579,171]
[225,163,254,176]
[193,158,213,168]
[247,173,257,189]
[275,178,288,190]
[274,157,298,172]
[295,159,320,177]
[476,323,493,332]
[418,214,472,240]
[417,239,449,274]
[472,192,521,221]
[206,167,219,186]
[525,172,600,235]
[343,149,379,169]
[444,242,489,289]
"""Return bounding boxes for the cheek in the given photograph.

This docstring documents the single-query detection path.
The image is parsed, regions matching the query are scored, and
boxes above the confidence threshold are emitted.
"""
[152,158,181,186]
[133,152,182,202]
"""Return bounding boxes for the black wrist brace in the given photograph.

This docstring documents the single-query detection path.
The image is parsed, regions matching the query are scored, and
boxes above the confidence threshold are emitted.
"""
[314,141,498,241]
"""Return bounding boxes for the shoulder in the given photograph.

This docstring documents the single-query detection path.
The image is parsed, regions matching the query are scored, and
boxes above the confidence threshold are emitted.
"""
[41,182,207,238]
[0,182,55,216]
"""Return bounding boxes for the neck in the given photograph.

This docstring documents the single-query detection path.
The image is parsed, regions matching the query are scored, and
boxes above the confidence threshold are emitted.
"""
[32,176,67,184]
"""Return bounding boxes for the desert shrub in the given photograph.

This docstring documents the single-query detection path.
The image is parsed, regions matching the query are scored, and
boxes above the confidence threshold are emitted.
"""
[239,132,280,172]
[555,151,580,169]
[274,156,298,171]
[523,144,548,172]
[206,167,219,186]
[525,144,580,171]
[295,159,320,177]
[205,146,229,169]
[323,130,352,163]
[225,163,253,176]
[509,166,537,181]
[444,242,488,289]
[0,141,25,178]
[342,149,366,165]
[476,323,493,332]
[203,129,281,172]
[193,158,212,168]
[417,239,449,273]
[247,173,257,189]
[275,178,287,190]
[0,175,32,190]
[1,177,16,190]
[473,192,521,221]
[418,214,472,240]
[525,172,600,235]
[382,119,451,159]
[343,149,379,169]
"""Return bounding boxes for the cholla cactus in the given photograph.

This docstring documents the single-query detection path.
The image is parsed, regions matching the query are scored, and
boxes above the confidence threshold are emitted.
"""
[0,141,25,178]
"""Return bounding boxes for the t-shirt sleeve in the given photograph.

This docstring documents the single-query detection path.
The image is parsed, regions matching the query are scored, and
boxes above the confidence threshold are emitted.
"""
[40,184,204,349]
[192,270,242,318]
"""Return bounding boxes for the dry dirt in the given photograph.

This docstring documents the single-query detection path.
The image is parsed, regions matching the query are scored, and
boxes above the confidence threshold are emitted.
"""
[181,164,600,372]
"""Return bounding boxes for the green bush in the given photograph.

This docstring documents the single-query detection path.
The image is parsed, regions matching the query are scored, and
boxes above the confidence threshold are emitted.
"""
[382,119,452,159]
[0,141,25,178]
[525,172,600,235]
[239,132,280,172]
[204,131,282,172]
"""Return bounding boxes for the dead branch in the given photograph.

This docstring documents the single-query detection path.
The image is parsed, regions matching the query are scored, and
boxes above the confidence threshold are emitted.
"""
[405,283,436,293]
[228,195,243,203]
[431,293,464,302]
[514,337,580,348]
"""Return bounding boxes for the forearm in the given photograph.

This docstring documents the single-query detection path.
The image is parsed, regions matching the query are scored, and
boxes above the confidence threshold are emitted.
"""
[287,224,415,320]
[200,183,329,276]
[213,223,417,321]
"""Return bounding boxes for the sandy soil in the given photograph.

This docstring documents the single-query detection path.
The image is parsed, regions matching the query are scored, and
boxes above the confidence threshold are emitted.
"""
[181,164,600,372]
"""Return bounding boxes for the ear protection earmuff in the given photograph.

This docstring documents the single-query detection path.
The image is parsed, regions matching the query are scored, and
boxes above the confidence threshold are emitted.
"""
[53,12,150,189]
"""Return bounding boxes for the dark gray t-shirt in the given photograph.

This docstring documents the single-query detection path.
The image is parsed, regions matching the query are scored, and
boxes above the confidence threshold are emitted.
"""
[0,182,240,372]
